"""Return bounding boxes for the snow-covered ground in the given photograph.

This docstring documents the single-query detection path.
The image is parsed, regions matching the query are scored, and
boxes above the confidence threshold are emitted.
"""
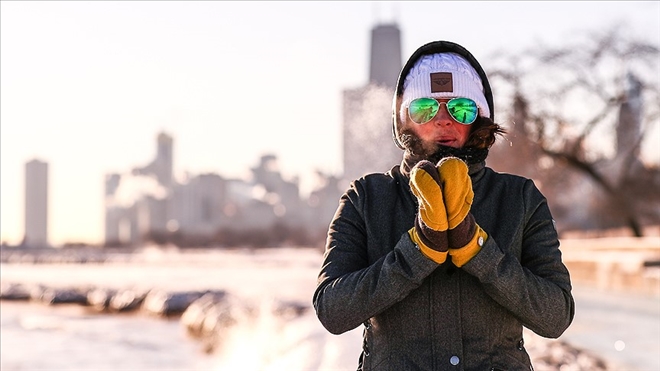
[1,238,659,370]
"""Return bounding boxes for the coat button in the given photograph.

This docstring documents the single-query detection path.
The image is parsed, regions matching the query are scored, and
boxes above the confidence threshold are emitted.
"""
[478,236,484,246]
[450,356,460,365]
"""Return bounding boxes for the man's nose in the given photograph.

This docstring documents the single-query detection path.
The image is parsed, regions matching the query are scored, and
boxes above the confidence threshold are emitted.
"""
[431,104,454,125]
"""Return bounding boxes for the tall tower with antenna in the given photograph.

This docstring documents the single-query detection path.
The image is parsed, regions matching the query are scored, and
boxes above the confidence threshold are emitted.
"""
[342,19,403,184]
[369,24,402,88]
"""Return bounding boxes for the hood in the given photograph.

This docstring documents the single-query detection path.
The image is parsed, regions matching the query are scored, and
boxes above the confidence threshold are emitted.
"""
[391,41,495,150]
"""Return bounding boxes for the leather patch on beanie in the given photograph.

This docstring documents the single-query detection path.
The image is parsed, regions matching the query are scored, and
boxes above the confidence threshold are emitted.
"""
[430,72,453,93]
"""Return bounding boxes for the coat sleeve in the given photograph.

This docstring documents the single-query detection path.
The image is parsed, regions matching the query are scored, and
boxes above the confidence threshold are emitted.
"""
[312,180,438,335]
[462,179,575,338]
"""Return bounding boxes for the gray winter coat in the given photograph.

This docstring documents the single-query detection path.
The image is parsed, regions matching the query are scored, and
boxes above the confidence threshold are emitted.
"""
[313,162,575,371]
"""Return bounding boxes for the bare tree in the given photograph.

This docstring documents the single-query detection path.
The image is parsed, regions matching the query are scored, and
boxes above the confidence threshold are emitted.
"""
[487,25,660,236]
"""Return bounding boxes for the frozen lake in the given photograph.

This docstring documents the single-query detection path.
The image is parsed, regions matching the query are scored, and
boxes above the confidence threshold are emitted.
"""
[1,245,659,370]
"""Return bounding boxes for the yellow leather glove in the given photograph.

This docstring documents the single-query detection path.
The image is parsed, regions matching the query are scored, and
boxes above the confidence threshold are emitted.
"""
[408,160,449,264]
[436,157,488,267]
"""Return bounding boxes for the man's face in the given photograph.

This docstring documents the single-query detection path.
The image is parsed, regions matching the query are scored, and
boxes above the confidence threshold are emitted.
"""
[401,98,472,155]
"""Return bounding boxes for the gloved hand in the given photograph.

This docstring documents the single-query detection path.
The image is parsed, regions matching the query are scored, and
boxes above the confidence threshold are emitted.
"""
[408,160,449,264]
[436,157,488,267]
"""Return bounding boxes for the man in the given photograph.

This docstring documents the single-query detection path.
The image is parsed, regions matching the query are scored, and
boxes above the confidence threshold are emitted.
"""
[313,40,575,371]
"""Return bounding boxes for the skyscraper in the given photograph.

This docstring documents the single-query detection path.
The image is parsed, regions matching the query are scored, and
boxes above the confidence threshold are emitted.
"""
[24,159,49,248]
[342,23,403,184]
[369,24,402,88]
[133,131,174,189]
[104,132,174,246]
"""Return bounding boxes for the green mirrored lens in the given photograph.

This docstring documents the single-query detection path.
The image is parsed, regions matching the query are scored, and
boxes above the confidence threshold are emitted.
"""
[409,98,439,124]
[446,98,478,124]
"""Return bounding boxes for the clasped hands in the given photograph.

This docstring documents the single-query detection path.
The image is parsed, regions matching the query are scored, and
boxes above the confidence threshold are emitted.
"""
[408,157,487,267]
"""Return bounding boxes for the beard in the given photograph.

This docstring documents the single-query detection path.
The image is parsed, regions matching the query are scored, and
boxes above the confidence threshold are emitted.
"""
[399,127,445,164]
[399,127,489,176]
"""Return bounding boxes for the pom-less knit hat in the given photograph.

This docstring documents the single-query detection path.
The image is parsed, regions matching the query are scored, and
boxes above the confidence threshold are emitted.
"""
[399,53,491,124]
[392,41,495,150]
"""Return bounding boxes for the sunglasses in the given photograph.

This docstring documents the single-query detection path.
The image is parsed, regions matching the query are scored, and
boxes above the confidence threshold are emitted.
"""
[408,97,479,125]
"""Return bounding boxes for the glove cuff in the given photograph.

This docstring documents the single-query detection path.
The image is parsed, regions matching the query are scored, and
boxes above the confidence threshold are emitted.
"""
[448,225,487,267]
[409,228,448,264]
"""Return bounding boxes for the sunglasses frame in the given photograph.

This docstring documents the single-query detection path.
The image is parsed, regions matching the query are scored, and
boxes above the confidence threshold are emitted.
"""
[407,97,478,125]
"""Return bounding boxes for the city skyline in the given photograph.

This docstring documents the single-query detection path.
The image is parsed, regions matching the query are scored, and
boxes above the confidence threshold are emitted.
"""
[98,22,404,248]
[2,2,659,245]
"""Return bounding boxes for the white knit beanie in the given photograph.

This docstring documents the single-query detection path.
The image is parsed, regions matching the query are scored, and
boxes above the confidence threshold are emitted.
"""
[399,52,490,123]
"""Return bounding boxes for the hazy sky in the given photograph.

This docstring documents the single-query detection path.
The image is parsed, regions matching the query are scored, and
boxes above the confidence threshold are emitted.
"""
[2,1,659,246]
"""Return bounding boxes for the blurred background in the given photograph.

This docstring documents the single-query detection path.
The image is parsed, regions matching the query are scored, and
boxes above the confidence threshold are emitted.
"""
[1,1,659,371]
